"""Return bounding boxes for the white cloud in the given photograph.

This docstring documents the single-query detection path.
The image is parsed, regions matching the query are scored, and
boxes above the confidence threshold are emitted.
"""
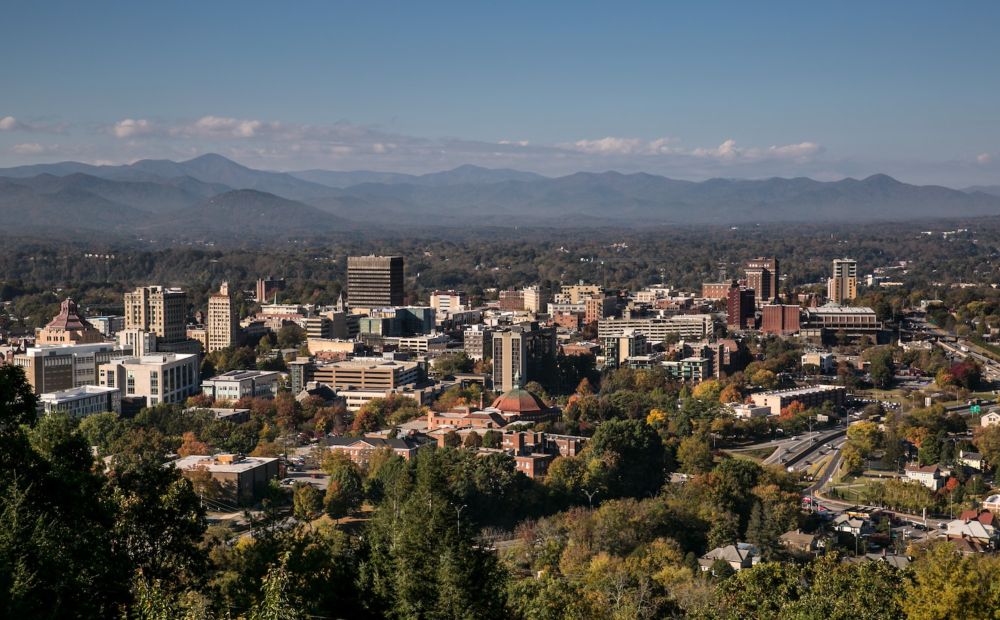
[0,115,67,134]
[977,152,992,165]
[11,143,48,155]
[112,118,154,138]
[0,116,18,131]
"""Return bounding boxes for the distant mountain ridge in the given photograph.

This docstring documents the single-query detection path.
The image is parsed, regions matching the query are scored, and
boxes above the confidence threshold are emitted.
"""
[1,153,999,237]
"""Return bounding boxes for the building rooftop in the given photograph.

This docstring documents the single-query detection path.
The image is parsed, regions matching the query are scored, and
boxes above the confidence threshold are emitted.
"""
[40,385,119,403]
[44,298,95,331]
[757,384,844,397]
[172,454,277,474]
[205,370,280,382]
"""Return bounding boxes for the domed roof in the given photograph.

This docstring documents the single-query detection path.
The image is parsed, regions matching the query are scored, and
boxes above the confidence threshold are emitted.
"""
[490,387,548,415]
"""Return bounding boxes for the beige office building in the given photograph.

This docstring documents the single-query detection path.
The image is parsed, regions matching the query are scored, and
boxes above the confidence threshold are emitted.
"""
[827,259,858,303]
[310,357,420,390]
[99,353,200,407]
[207,282,238,353]
[124,286,188,343]
[12,342,131,393]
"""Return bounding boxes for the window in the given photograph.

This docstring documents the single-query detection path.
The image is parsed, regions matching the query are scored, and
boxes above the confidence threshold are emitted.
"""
[126,371,135,395]
[150,371,158,394]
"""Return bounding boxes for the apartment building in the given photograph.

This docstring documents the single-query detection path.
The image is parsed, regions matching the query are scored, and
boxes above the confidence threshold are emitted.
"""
[828,258,858,303]
[492,322,557,392]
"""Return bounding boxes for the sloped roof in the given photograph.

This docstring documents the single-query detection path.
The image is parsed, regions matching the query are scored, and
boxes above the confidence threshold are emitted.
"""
[44,298,94,331]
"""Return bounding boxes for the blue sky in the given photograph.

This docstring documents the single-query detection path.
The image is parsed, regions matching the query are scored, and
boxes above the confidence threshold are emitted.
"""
[1,1,998,185]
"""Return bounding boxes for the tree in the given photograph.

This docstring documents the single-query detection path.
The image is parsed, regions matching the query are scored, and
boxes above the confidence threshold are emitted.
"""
[463,431,483,450]
[292,483,323,521]
[276,323,306,349]
[975,424,1000,474]
[692,380,722,401]
[719,384,743,404]
[177,431,211,457]
[865,347,896,390]
[588,419,666,499]
[482,430,502,449]
[443,431,461,449]
[322,452,363,519]
[677,435,714,474]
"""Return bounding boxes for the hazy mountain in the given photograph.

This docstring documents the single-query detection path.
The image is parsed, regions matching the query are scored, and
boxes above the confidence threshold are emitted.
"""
[332,171,1000,225]
[0,179,145,232]
[965,185,1000,197]
[2,154,1000,235]
[4,173,222,213]
[127,154,337,200]
[289,164,546,188]
[0,153,336,200]
[144,189,354,238]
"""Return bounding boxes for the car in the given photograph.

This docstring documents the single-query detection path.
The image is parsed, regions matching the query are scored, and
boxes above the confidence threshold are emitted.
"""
[280,478,295,486]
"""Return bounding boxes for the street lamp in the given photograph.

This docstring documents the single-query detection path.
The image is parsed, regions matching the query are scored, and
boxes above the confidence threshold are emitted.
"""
[454,503,467,535]
[582,488,599,509]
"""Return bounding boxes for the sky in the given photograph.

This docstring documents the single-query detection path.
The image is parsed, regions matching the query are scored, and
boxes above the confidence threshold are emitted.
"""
[1,1,999,186]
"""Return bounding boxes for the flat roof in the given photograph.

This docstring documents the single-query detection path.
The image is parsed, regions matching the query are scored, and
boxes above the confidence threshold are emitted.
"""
[172,454,277,474]
[40,385,119,403]
[206,370,280,381]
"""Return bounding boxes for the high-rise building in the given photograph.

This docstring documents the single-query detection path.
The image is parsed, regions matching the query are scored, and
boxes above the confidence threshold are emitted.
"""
[745,257,779,307]
[463,325,494,361]
[124,286,187,344]
[828,259,858,303]
[726,281,756,330]
[36,298,105,345]
[207,282,238,353]
[347,255,404,308]
[491,322,556,392]
[255,277,285,303]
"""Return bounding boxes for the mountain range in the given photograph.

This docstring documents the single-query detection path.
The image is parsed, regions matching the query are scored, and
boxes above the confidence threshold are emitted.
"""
[1,153,998,238]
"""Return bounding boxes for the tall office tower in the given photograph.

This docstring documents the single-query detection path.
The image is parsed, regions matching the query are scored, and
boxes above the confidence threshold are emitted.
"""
[745,257,779,307]
[124,286,187,344]
[255,277,285,303]
[207,282,238,353]
[827,258,858,303]
[726,281,756,330]
[347,255,404,309]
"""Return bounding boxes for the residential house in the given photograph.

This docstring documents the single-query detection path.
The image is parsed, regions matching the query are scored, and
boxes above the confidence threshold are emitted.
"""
[904,464,946,491]
[958,450,986,471]
[698,543,759,573]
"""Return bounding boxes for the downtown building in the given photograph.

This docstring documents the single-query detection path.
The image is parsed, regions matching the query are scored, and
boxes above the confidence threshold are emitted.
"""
[347,255,404,309]
[745,257,780,308]
[206,282,238,353]
[598,314,714,342]
[828,258,858,303]
[492,322,557,392]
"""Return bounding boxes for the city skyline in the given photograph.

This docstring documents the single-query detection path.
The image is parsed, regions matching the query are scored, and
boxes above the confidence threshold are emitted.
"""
[1,1,999,186]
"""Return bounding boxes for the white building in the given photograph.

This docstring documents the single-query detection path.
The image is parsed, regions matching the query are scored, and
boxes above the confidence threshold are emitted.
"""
[904,464,945,491]
[40,385,121,417]
[201,370,281,402]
